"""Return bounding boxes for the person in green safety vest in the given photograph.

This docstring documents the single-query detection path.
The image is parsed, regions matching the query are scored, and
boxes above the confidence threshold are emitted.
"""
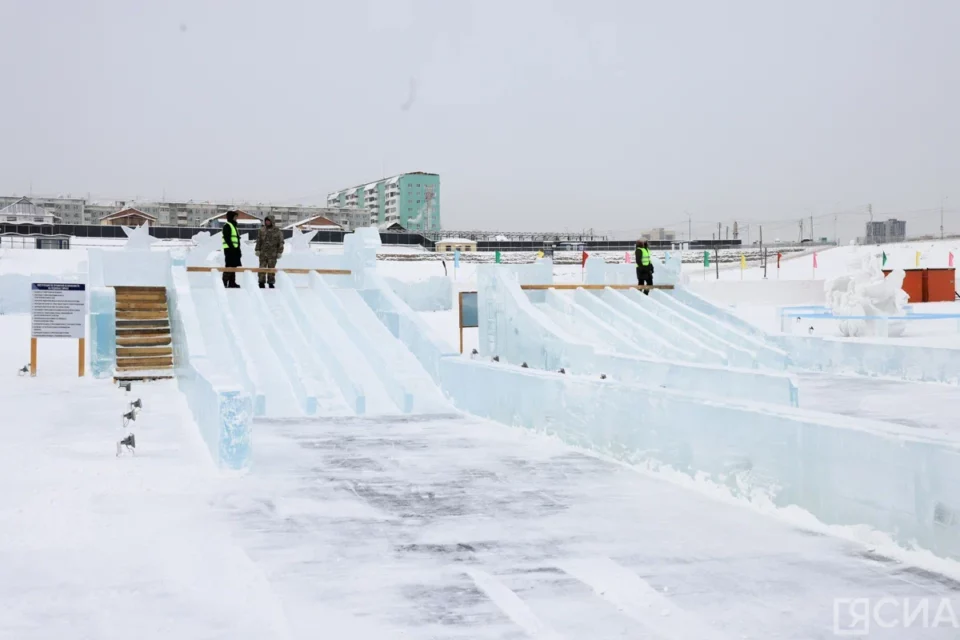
[221,209,242,288]
[635,240,654,294]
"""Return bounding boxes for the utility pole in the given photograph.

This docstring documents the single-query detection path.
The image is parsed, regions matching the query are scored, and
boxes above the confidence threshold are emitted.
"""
[760,225,766,279]
[868,203,873,221]
[688,212,692,243]
[834,214,838,245]
[799,218,804,242]
[810,215,814,242]
[941,197,947,239]
[717,222,721,246]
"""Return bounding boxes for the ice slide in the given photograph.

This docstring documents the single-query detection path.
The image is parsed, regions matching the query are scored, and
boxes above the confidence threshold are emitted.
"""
[179,269,449,418]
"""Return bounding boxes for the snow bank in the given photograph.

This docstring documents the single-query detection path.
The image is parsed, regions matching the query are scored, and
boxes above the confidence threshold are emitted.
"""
[686,279,827,305]
[383,275,453,311]
[441,358,960,561]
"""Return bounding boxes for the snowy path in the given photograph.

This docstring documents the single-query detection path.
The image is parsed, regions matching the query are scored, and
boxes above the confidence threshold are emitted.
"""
[218,414,960,639]
[0,376,289,639]
[798,373,960,434]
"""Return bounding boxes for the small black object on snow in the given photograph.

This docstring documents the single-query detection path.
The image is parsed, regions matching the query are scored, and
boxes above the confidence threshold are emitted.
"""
[122,409,137,428]
[131,398,142,411]
[600,374,607,379]
[18,364,29,376]
[471,349,478,355]
[558,368,566,374]
[492,355,500,362]
[117,433,136,457]
[118,381,131,392]
[521,362,528,368]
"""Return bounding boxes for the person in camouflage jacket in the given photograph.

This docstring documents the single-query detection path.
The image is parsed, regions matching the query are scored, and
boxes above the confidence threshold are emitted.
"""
[254,216,284,288]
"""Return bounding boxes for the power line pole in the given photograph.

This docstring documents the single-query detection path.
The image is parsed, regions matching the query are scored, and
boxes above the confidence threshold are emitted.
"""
[688,213,692,243]
[868,203,873,221]
[941,197,946,239]
[810,215,814,242]
[799,218,804,242]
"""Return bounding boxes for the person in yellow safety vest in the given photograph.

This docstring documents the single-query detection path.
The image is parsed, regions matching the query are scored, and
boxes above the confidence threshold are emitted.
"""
[221,209,242,289]
[635,240,654,294]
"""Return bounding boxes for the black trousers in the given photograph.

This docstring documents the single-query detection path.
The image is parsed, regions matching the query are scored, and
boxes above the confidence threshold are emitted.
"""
[636,266,653,294]
[223,248,242,287]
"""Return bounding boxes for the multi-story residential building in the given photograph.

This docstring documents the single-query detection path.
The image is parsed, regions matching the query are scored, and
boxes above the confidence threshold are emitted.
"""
[0,195,365,229]
[0,195,86,224]
[327,171,440,231]
[865,219,906,244]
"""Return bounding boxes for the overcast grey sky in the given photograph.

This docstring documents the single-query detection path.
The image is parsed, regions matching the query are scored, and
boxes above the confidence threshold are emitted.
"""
[1,0,957,238]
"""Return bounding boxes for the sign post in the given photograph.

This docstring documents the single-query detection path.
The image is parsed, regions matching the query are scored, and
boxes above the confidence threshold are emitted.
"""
[458,291,479,354]
[30,283,87,377]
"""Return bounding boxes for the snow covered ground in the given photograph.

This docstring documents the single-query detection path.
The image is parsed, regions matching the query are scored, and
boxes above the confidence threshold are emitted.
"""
[2,236,960,638]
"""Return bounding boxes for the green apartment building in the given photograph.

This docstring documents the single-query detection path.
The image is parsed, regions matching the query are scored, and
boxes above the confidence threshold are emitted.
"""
[326,171,440,231]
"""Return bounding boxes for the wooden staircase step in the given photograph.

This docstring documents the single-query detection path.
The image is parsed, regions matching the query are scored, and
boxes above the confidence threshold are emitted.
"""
[116,301,168,311]
[117,346,173,358]
[117,319,169,327]
[116,356,173,369]
[114,286,166,293]
[117,327,169,336]
[117,335,172,347]
[117,310,170,320]
[116,294,167,303]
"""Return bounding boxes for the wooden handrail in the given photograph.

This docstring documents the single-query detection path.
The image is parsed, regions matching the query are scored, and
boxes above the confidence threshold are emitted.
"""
[185,267,351,275]
[519,284,674,291]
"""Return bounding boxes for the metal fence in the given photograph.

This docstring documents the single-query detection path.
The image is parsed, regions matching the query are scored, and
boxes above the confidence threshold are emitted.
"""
[0,223,435,248]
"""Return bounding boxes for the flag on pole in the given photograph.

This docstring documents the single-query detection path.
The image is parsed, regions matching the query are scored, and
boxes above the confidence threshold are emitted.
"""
[813,252,818,269]
[882,251,887,266]
[776,252,782,268]
[625,251,632,264]
[915,251,921,267]
[950,251,955,267]
[581,251,589,268]
[703,250,710,267]
[739,254,746,270]
[454,249,460,269]
[495,250,501,264]
[536,250,544,259]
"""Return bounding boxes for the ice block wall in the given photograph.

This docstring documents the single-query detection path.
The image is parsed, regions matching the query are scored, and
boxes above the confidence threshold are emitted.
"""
[440,357,960,560]
[384,275,453,311]
[359,271,460,384]
[88,286,116,378]
[584,253,683,286]
[168,268,253,470]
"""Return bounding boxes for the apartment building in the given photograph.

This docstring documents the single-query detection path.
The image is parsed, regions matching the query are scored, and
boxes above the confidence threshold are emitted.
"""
[865,219,907,244]
[0,195,86,224]
[327,171,440,231]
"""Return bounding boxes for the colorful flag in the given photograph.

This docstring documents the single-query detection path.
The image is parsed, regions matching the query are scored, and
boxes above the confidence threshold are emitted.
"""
[950,251,955,267]
[739,254,746,270]
[581,251,589,268]
[813,252,818,269]
[495,250,501,264]
[454,249,460,268]
[625,251,632,264]
[915,251,921,267]
[703,250,710,267]
[536,250,544,259]
[882,251,887,266]
[776,252,782,268]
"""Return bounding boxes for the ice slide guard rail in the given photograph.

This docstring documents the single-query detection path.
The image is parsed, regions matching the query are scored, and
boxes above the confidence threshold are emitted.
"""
[185,267,351,275]
[168,268,253,470]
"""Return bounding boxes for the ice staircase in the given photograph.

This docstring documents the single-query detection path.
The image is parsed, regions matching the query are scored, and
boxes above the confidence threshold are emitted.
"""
[113,286,174,380]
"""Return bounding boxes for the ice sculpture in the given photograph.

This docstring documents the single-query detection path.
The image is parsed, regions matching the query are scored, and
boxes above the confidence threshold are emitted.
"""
[121,223,159,250]
[824,254,908,337]
[185,230,224,267]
